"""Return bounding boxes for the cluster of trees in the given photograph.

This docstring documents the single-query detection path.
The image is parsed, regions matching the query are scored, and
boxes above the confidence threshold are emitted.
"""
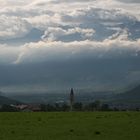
[40,102,140,112]
[0,100,139,112]
[40,100,111,112]
[40,103,69,112]
[0,105,19,112]
[0,100,110,112]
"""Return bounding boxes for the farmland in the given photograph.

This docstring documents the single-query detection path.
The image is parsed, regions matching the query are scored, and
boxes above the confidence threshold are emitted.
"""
[0,112,139,140]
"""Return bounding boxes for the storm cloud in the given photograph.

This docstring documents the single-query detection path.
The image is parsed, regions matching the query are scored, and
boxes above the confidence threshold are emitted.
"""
[0,0,140,93]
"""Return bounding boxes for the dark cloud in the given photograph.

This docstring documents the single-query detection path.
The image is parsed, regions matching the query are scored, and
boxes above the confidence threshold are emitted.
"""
[0,0,140,93]
[1,55,140,93]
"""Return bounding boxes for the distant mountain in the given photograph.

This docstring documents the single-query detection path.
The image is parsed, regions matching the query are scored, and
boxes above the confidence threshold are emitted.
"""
[106,85,140,109]
[115,85,140,100]
[0,92,21,105]
[4,85,140,108]
[8,91,114,104]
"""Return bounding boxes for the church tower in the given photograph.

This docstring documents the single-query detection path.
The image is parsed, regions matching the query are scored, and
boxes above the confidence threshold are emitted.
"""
[70,88,74,111]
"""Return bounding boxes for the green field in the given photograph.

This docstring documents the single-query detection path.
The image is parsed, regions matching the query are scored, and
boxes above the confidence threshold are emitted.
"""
[0,112,140,140]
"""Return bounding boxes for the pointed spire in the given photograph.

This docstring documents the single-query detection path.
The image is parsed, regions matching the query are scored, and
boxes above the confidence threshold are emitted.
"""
[70,88,74,95]
[70,88,74,111]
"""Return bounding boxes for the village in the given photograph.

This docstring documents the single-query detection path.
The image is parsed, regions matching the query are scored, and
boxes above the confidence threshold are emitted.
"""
[0,89,139,112]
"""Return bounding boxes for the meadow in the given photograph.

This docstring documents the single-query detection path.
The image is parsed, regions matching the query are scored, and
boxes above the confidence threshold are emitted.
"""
[0,112,139,140]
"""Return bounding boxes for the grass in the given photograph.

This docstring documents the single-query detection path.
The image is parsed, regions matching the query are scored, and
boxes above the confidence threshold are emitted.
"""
[0,112,139,140]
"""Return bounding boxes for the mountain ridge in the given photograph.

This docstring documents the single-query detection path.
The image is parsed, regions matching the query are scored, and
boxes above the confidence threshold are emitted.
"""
[0,92,21,105]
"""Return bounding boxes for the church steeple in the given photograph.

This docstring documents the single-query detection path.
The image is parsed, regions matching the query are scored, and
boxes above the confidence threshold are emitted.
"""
[70,88,74,111]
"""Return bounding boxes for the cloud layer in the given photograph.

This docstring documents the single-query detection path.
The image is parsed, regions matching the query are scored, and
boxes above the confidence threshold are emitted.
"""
[0,0,140,93]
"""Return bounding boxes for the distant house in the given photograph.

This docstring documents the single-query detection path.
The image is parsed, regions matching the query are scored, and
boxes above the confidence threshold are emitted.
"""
[27,104,41,112]
[11,104,41,112]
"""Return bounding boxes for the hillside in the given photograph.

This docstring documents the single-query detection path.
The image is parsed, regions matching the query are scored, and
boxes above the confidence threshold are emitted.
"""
[107,85,140,109]
[116,85,140,100]
[0,92,21,105]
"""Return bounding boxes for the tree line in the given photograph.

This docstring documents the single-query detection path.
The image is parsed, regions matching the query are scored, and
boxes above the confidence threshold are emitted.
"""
[0,100,118,112]
[0,100,139,112]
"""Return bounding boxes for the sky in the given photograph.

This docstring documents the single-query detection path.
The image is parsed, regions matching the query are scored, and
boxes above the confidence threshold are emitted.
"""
[0,0,140,94]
